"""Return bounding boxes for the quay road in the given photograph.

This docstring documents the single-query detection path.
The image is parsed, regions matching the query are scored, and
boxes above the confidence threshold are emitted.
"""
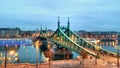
[0,58,117,68]
[85,48,120,66]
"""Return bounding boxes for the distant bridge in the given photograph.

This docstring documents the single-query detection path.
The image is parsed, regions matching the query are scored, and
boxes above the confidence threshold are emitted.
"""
[0,38,32,46]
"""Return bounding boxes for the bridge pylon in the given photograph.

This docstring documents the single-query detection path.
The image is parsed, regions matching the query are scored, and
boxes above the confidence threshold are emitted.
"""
[67,17,70,37]
[67,17,70,30]
[58,16,60,29]
[57,16,60,37]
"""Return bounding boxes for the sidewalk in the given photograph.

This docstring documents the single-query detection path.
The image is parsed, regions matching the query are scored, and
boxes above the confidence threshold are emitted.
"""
[0,59,118,68]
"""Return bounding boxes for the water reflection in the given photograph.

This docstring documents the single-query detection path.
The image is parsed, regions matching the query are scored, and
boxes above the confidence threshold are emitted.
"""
[99,40,119,46]
[0,45,46,64]
[0,39,119,64]
[0,45,19,64]
[0,38,48,64]
[98,40,120,53]
[18,45,44,63]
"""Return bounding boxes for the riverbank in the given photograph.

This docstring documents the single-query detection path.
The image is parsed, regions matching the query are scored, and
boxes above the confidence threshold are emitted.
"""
[0,57,117,68]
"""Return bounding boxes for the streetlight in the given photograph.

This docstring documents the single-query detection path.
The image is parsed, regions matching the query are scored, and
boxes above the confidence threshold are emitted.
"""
[48,42,51,68]
[4,45,8,68]
[34,40,42,68]
[94,40,101,65]
[63,48,66,64]
[114,40,119,68]
[117,46,119,68]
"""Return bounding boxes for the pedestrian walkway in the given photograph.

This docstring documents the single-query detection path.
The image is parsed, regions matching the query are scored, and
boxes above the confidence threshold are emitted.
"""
[0,59,119,68]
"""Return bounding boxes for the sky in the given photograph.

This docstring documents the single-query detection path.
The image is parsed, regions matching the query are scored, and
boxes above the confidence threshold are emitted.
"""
[0,0,120,31]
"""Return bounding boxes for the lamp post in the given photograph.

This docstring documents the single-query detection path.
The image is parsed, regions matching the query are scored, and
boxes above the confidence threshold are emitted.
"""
[114,40,119,68]
[63,48,66,64]
[48,42,51,68]
[117,46,119,68]
[4,45,8,68]
[34,40,42,68]
[95,40,101,65]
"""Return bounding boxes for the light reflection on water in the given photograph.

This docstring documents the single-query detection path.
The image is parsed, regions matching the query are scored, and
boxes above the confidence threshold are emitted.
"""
[18,45,44,63]
[100,41,120,53]
[0,45,45,64]
[0,40,119,64]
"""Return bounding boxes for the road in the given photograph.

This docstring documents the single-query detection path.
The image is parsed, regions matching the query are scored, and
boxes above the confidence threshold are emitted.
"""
[0,58,118,68]
[85,47,120,65]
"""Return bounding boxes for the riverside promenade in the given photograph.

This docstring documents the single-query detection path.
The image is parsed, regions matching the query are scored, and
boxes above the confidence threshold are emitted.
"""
[0,58,118,68]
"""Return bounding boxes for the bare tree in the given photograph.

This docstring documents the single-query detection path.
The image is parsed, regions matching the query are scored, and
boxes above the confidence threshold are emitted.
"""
[81,50,88,67]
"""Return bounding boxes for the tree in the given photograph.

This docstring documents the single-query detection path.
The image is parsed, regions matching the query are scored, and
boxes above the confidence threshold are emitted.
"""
[66,52,70,61]
[80,50,88,67]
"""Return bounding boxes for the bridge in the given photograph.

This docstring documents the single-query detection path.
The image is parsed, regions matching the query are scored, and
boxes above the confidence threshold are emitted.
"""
[39,17,118,60]
[0,38,32,46]
[0,17,119,67]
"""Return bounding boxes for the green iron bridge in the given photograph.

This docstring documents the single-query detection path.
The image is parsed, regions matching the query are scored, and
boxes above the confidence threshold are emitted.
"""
[40,17,117,58]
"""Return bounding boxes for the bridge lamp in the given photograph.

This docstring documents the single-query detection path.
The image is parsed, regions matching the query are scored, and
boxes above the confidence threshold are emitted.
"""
[34,40,42,68]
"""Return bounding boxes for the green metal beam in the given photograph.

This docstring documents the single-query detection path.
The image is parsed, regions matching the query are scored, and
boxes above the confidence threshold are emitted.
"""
[49,28,99,58]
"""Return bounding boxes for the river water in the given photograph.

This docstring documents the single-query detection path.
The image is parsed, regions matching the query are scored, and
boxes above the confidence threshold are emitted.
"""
[0,40,119,64]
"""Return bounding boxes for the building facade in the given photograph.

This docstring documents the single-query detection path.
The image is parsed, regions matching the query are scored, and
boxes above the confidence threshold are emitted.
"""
[0,28,21,38]
[78,31,119,41]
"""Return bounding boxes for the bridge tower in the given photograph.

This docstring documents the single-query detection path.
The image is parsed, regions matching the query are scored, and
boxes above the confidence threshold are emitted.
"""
[58,16,60,29]
[45,27,47,33]
[67,17,70,37]
[68,17,70,30]
[57,16,60,37]
[40,27,43,35]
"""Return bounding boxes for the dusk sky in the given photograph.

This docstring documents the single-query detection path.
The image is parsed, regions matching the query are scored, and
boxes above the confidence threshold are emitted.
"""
[0,0,120,31]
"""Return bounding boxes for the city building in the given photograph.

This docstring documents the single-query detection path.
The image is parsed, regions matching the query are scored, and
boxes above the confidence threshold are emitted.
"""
[0,27,21,38]
[78,30,119,41]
